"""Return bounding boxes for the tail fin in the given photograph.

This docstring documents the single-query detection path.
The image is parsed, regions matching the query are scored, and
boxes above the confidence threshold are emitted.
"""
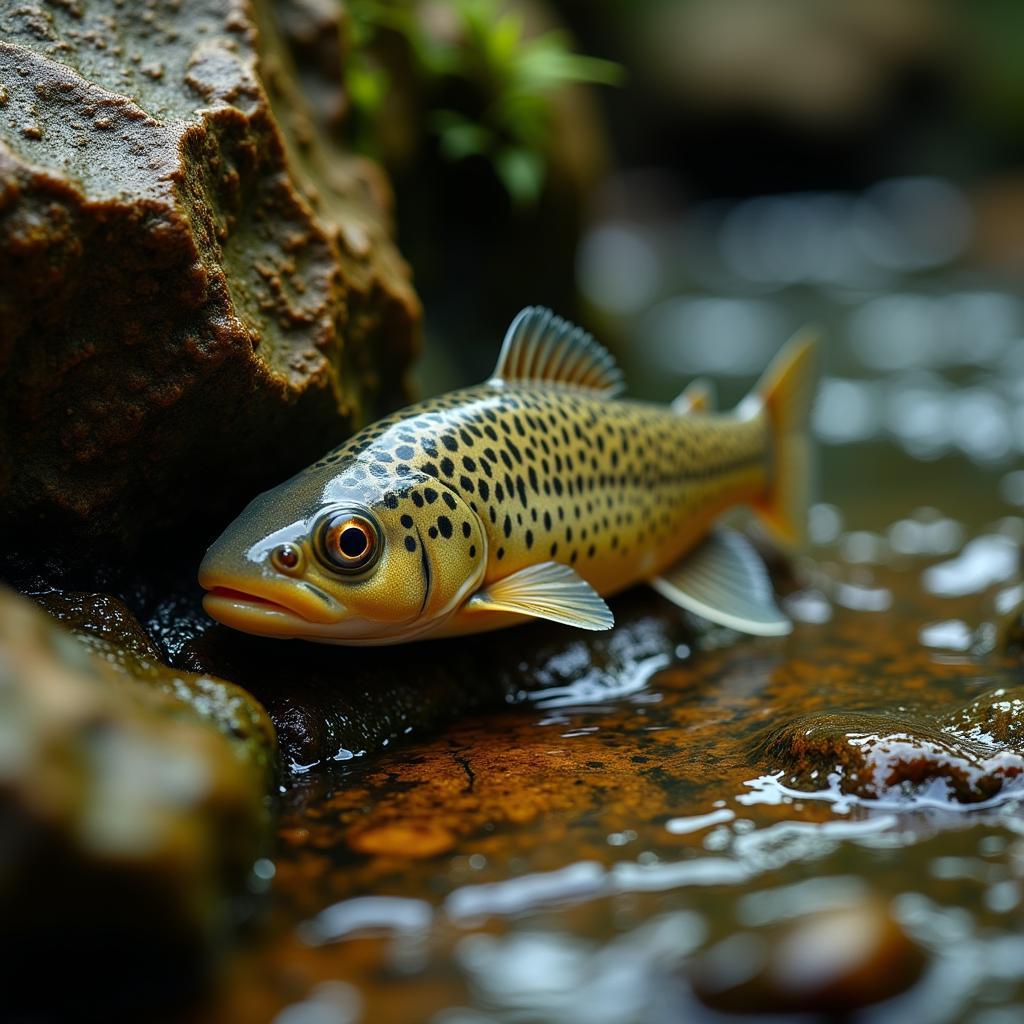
[748,328,820,548]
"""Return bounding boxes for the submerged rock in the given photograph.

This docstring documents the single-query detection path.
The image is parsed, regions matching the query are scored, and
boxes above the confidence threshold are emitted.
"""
[0,587,275,1017]
[758,687,1024,803]
[0,0,419,560]
[689,902,926,1015]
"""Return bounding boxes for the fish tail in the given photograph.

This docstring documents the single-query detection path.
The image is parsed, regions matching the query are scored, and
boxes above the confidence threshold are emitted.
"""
[747,328,820,548]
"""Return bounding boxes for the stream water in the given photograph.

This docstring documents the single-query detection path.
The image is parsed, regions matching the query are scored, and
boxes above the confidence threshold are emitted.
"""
[198,180,1024,1024]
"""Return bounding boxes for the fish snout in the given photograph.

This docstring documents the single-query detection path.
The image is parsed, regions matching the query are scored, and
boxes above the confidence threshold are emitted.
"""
[199,550,345,629]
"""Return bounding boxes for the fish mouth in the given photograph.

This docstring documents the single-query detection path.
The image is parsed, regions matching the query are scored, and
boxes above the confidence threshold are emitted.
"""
[202,586,313,637]
[200,572,347,636]
[205,586,299,616]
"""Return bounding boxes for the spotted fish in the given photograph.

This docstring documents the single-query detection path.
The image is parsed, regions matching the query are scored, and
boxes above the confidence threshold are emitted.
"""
[200,308,818,644]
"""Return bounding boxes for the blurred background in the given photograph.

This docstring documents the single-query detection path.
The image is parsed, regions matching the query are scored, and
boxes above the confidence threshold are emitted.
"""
[335,0,1024,533]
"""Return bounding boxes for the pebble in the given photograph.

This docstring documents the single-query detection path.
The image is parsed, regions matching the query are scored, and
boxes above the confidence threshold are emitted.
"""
[688,901,926,1015]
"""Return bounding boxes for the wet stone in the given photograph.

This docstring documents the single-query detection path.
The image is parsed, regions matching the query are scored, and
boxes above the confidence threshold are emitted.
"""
[758,687,1024,804]
[688,902,927,1016]
[0,0,419,562]
[171,587,693,771]
[35,589,276,781]
[0,586,275,1019]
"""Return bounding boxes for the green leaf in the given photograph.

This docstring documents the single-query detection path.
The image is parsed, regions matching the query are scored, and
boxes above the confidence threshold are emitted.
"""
[495,146,545,205]
[517,34,624,89]
[348,60,386,114]
[432,110,493,160]
[488,11,524,70]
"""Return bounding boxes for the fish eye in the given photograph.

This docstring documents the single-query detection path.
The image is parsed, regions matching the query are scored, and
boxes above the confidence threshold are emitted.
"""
[315,509,382,575]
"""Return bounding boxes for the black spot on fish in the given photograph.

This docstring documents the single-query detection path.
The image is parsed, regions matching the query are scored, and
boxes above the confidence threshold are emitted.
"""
[462,521,471,538]
[438,516,453,539]
[516,477,527,507]
[442,434,458,452]
[525,529,533,549]
[469,545,476,558]
[462,456,477,472]
[404,536,416,552]
[503,515,512,538]
[396,445,414,459]
[412,492,424,508]
[401,514,413,528]
[384,493,399,510]
[460,475,475,492]
[479,480,490,502]
[440,457,455,476]
[428,526,438,539]
[443,492,457,510]
[423,463,439,478]
[425,487,438,504]
[497,547,505,560]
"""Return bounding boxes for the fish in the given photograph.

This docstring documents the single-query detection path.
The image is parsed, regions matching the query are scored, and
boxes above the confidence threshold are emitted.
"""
[199,307,818,645]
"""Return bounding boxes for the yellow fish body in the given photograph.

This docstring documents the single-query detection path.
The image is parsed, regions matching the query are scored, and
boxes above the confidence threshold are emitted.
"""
[200,308,817,644]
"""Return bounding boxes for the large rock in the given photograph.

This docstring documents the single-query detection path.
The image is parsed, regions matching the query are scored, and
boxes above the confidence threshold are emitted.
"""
[0,586,276,1018]
[0,0,419,558]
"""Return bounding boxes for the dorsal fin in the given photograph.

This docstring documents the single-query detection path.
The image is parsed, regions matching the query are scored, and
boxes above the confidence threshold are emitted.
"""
[490,307,625,396]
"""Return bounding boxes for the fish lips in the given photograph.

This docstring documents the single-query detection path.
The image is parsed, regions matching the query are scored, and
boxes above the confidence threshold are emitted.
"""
[199,559,347,634]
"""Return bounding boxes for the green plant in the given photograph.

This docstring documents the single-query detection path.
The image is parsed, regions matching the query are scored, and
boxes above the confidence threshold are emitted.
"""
[343,0,622,204]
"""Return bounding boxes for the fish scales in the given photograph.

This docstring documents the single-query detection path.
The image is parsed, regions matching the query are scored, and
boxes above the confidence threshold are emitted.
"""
[311,385,770,599]
[200,307,818,644]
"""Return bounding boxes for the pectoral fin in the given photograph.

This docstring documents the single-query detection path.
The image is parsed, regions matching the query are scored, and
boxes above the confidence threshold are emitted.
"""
[465,561,614,631]
[651,530,792,636]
